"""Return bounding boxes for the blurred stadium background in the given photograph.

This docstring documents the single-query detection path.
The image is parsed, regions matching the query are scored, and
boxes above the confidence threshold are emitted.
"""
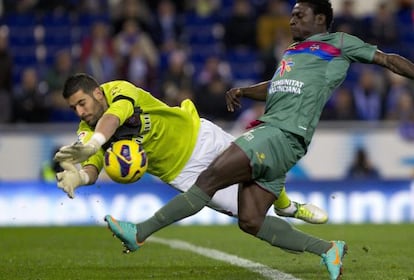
[0,0,414,227]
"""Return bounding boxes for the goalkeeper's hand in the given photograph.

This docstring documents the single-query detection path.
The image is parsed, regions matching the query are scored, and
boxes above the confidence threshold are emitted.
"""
[54,140,100,164]
[56,162,89,199]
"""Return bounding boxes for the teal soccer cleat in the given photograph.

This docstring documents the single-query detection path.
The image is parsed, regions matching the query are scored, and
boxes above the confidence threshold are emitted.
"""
[321,241,348,280]
[104,215,143,253]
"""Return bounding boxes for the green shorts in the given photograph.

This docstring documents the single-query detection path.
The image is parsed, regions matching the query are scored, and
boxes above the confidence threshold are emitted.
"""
[234,124,306,196]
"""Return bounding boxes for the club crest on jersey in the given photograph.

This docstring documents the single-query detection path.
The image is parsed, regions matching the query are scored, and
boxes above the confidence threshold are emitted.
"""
[77,131,89,144]
[78,131,86,138]
[275,59,294,77]
[310,44,320,51]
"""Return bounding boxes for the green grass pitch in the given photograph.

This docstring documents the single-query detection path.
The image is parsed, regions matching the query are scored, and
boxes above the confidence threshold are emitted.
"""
[1,224,413,279]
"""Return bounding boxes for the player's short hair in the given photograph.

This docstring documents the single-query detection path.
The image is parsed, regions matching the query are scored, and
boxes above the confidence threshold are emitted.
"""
[62,73,100,99]
[296,0,333,30]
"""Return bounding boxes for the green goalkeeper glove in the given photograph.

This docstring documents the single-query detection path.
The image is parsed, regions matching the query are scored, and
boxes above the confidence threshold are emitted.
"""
[56,162,89,199]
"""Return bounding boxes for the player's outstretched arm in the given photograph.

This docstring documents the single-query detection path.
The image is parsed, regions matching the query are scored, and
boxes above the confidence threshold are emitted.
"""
[226,81,270,112]
[55,114,120,164]
[56,163,98,198]
[373,50,414,79]
[93,113,120,142]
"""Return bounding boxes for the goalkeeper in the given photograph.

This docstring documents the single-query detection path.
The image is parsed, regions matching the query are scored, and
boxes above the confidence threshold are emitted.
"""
[54,73,327,223]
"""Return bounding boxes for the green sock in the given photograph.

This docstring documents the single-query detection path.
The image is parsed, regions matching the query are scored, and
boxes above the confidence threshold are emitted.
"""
[136,185,211,242]
[256,216,331,255]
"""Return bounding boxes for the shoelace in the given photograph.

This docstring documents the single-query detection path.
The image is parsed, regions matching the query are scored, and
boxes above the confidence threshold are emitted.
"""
[294,203,314,219]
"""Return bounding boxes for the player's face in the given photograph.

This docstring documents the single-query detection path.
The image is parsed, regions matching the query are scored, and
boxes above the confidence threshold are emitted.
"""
[67,88,106,127]
[290,3,321,41]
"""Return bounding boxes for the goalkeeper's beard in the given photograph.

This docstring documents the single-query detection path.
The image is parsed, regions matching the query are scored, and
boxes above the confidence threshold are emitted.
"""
[83,114,100,127]
[81,100,105,127]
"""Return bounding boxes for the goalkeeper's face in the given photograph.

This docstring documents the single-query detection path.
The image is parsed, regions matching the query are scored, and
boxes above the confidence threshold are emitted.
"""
[67,88,106,127]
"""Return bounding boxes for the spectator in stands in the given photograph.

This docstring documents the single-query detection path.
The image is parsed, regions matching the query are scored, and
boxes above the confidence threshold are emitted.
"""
[173,87,195,107]
[386,87,414,121]
[383,79,414,141]
[162,83,195,108]
[195,73,236,123]
[346,147,380,180]
[45,49,74,93]
[352,67,384,121]
[223,0,257,51]
[3,0,36,14]
[0,26,13,123]
[151,0,183,53]
[160,48,194,106]
[256,0,291,52]
[364,2,400,50]
[126,40,158,91]
[1,0,412,126]
[191,0,221,18]
[384,71,414,120]
[396,0,414,25]
[44,49,78,122]
[13,67,51,123]
[195,55,232,87]
[84,40,117,84]
[111,0,153,35]
[0,27,13,94]
[33,1,73,12]
[114,18,159,79]
[80,21,115,66]
[0,90,12,123]
[331,0,361,36]
[322,85,358,121]
[146,0,186,14]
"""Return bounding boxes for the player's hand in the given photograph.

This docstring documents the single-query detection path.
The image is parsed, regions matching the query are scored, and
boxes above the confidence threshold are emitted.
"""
[54,141,99,164]
[225,88,243,112]
[56,162,84,199]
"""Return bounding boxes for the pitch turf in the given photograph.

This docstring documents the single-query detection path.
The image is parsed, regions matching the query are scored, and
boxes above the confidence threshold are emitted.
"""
[1,224,413,280]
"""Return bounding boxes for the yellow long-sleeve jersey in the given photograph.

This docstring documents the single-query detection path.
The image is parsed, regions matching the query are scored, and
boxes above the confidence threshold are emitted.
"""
[77,80,200,183]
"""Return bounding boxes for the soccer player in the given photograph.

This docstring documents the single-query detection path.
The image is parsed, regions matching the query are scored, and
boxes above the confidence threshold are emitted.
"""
[54,73,327,223]
[97,0,414,278]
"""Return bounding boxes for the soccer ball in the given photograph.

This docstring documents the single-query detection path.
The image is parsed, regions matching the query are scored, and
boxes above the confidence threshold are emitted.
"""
[104,140,148,184]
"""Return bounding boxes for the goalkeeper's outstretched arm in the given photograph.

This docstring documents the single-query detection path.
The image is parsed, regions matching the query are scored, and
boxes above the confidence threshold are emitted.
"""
[56,163,99,199]
[82,165,99,184]
[54,114,121,164]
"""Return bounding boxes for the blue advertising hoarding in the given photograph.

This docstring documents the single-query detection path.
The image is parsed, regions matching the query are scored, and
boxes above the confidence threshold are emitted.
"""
[0,177,413,226]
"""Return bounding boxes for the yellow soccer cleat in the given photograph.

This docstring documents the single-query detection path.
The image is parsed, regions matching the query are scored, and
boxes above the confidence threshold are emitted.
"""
[274,201,328,224]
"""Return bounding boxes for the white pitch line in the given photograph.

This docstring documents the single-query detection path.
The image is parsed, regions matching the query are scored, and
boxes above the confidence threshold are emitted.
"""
[149,237,301,280]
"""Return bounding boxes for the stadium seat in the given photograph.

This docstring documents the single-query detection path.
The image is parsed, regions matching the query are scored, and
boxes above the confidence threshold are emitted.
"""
[226,49,261,85]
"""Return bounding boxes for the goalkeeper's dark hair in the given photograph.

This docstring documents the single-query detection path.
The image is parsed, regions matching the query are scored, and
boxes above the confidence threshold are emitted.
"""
[296,0,333,30]
[62,73,100,99]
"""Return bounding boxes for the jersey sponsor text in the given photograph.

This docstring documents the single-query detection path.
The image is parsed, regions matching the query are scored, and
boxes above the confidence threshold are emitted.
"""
[269,79,304,95]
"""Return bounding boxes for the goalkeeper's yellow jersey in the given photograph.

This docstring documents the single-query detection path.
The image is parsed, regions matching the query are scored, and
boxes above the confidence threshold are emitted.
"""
[77,80,200,183]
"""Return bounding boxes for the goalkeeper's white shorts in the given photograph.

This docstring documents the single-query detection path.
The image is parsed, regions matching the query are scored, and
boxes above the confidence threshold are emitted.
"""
[169,118,238,217]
